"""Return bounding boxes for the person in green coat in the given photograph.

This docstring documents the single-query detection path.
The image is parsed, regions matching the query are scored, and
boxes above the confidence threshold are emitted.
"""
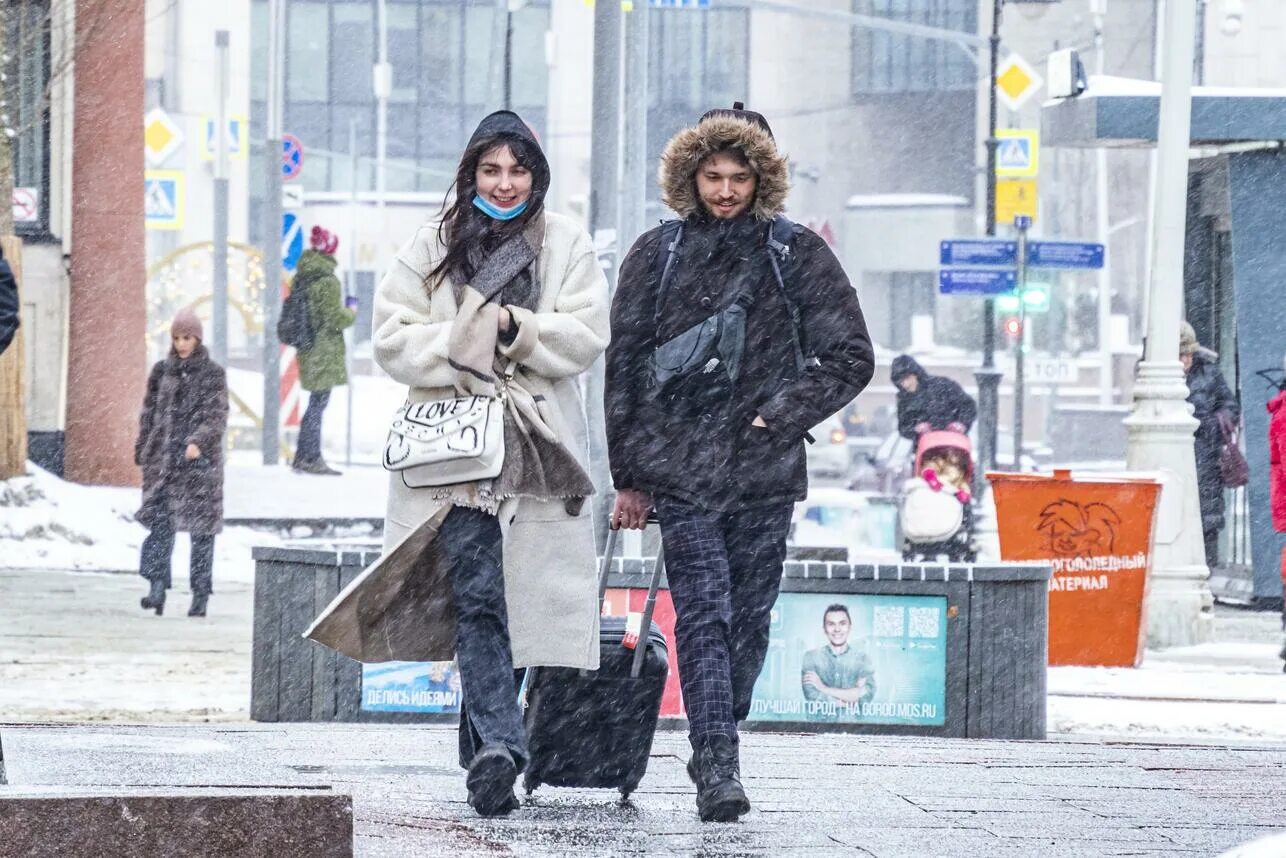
[292,226,356,475]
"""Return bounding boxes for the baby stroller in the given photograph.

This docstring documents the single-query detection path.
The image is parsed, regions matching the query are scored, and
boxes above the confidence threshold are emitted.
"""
[900,430,977,563]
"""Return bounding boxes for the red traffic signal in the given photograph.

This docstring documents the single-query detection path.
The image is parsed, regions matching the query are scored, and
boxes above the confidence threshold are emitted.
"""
[1003,316,1023,338]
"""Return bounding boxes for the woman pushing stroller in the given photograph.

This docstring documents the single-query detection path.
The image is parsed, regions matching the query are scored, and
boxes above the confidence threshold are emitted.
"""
[891,356,978,562]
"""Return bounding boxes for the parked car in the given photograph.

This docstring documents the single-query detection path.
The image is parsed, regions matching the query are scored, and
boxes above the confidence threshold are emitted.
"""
[805,414,852,480]
[789,487,901,562]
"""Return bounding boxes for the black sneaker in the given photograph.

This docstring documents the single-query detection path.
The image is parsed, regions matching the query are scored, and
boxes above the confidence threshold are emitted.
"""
[692,735,751,823]
[466,745,519,818]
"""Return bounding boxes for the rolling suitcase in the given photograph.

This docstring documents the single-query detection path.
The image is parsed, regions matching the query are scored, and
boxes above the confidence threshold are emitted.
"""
[521,520,669,800]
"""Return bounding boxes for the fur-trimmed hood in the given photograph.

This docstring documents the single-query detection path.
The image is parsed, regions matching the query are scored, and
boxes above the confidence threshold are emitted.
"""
[659,114,790,222]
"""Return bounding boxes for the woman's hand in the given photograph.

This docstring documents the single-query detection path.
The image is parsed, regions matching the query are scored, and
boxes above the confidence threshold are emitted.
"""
[185,444,202,461]
[497,307,514,333]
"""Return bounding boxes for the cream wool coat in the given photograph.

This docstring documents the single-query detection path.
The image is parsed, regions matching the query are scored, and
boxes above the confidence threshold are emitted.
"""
[304,211,609,670]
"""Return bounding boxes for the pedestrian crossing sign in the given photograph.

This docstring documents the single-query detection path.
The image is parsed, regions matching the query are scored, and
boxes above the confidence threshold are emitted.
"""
[200,114,250,161]
[144,170,185,231]
[995,129,1039,178]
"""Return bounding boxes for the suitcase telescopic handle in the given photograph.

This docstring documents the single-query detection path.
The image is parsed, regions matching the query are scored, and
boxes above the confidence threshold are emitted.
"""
[630,543,665,679]
[598,507,665,679]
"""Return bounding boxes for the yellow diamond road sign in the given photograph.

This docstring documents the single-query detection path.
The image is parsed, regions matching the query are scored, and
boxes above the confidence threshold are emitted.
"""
[996,53,1043,112]
[144,107,185,167]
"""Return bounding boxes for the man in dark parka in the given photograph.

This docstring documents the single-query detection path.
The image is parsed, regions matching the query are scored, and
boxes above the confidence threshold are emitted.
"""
[890,354,976,440]
[136,309,229,617]
[605,105,874,822]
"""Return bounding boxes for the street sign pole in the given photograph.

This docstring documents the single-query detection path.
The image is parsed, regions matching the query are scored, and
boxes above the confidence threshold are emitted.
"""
[212,30,230,367]
[1013,215,1031,470]
[976,0,1004,488]
[586,0,623,550]
[262,0,284,465]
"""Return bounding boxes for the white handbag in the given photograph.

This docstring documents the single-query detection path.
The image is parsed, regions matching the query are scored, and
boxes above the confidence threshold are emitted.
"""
[383,373,509,488]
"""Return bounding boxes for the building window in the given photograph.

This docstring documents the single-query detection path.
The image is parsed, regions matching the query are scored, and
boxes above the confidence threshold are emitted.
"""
[7,0,53,238]
[647,8,750,212]
[250,0,551,205]
[851,0,977,95]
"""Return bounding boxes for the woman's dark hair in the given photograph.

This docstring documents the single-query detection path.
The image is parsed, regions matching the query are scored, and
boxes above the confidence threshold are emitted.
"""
[426,132,550,291]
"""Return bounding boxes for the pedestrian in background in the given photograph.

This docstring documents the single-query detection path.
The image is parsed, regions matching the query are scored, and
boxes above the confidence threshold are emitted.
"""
[1180,321,1240,569]
[606,104,874,822]
[0,245,19,357]
[891,355,976,440]
[135,308,228,617]
[292,225,356,476]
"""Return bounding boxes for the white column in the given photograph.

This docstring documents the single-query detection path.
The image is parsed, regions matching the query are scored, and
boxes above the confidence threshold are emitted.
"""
[1124,0,1210,649]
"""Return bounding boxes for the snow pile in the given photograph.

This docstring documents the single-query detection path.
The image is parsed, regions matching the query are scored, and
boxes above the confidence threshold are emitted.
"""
[0,463,383,582]
[1049,640,1286,742]
[0,465,146,572]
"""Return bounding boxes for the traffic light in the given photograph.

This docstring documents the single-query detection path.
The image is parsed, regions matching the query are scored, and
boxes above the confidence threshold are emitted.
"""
[1002,315,1023,343]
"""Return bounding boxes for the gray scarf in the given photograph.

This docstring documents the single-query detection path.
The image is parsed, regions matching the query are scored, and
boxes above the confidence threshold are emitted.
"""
[440,213,593,512]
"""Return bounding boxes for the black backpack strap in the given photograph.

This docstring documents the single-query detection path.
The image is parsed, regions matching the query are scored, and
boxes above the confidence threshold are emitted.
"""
[766,214,806,372]
[651,219,685,329]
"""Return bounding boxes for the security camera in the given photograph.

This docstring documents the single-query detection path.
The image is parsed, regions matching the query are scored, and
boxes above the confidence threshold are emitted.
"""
[1048,49,1088,98]
[1221,0,1244,35]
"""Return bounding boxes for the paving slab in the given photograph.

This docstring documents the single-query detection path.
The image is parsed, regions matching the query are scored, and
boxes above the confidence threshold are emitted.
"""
[2,722,1284,857]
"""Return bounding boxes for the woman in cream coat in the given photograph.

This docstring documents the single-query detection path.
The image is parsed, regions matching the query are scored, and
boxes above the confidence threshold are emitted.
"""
[306,110,608,817]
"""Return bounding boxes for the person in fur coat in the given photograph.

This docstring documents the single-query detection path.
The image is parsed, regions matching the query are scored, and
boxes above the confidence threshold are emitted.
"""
[135,308,228,617]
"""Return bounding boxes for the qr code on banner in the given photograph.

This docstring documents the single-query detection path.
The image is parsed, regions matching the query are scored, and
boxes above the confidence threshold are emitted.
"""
[908,606,941,639]
[872,605,905,638]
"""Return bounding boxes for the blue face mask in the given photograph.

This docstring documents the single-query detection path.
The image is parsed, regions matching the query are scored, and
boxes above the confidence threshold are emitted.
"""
[473,194,529,221]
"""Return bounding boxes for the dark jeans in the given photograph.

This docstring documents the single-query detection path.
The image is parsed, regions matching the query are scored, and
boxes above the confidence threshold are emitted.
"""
[140,517,215,596]
[296,389,331,463]
[653,495,793,745]
[440,505,529,772]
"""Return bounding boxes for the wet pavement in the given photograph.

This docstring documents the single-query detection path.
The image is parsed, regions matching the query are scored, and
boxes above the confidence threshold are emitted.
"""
[3,721,1285,856]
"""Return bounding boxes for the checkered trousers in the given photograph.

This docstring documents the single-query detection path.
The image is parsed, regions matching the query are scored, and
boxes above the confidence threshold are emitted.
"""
[654,495,793,745]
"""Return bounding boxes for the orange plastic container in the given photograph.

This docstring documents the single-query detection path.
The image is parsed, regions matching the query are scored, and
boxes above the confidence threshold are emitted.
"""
[988,469,1161,667]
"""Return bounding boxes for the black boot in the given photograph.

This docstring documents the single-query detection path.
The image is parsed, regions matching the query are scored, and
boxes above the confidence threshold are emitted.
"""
[188,593,209,617]
[465,744,520,818]
[691,734,750,822]
[140,579,165,616]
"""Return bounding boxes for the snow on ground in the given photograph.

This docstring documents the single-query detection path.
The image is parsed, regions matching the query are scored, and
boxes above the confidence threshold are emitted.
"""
[226,367,405,467]
[0,460,383,582]
[1048,609,1286,742]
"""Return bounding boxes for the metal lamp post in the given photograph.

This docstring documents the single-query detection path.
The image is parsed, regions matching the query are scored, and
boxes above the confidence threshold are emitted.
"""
[975,0,1004,480]
[1123,0,1211,648]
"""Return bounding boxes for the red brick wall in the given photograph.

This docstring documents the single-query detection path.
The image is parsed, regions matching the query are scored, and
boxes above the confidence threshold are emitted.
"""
[66,0,146,486]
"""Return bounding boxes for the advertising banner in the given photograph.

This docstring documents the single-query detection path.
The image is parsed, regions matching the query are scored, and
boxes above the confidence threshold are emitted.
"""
[361,660,462,714]
[747,593,948,726]
[359,592,946,728]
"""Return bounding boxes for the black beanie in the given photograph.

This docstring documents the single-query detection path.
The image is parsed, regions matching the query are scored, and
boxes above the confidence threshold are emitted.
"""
[699,101,774,140]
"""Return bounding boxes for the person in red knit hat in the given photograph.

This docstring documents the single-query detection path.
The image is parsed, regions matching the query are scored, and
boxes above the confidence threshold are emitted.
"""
[291,225,355,475]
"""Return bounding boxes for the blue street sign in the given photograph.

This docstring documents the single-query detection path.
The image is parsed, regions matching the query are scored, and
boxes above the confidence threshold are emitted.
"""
[282,133,304,181]
[939,239,1018,267]
[939,269,1017,295]
[1026,240,1105,270]
[282,212,304,273]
